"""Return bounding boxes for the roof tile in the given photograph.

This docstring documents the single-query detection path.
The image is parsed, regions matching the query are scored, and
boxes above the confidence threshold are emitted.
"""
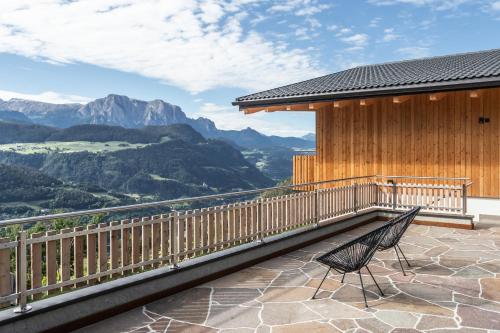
[235,49,500,103]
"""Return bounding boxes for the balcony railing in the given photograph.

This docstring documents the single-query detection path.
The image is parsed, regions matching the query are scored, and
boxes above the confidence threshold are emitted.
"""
[0,175,471,313]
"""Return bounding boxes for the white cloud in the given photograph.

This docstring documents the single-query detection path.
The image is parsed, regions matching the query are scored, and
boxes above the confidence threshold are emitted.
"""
[0,1,325,94]
[492,1,500,10]
[368,0,475,10]
[295,27,310,40]
[0,89,92,104]
[341,33,369,47]
[397,46,431,58]
[382,28,400,42]
[369,17,381,27]
[196,102,313,136]
[327,24,338,31]
[335,27,352,37]
[268,0,330,16]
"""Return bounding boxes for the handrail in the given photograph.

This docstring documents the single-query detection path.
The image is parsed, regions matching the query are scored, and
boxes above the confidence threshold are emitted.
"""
[0,175,377,227]
[0,174,471,227]
[377,175,470,182]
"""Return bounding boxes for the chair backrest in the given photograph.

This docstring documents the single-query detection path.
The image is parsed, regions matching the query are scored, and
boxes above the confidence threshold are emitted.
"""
[378,207,421,250]
[317,222,393,272]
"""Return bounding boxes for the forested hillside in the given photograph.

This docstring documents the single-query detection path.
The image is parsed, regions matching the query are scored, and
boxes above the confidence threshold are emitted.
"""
[0,163,128,219]
[0,124,273,207]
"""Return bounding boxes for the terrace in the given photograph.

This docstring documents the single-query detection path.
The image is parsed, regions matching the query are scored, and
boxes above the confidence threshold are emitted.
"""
[76,221,500,333]
[0,175,486,332]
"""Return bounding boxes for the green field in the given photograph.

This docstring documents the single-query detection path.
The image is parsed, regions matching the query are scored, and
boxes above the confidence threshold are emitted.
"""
[0,141,152,154]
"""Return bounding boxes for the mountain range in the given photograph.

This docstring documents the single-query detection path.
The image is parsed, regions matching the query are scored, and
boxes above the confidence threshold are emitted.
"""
[0,94,314,149]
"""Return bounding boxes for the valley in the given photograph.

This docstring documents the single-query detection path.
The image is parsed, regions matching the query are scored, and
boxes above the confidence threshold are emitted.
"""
[0,94,315,220]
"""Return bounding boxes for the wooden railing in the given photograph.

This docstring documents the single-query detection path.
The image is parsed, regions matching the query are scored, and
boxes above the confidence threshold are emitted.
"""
[0,176,471,313]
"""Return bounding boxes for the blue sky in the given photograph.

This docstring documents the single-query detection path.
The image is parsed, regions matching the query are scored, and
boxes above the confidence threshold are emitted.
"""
[0,0,499,136]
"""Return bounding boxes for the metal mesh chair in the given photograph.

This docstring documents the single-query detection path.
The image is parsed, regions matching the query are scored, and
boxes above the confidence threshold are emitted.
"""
[312,222,393,307]
[378,207,421,275]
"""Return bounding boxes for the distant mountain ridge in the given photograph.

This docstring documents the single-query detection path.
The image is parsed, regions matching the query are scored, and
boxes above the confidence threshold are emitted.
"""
[0,95,314,149]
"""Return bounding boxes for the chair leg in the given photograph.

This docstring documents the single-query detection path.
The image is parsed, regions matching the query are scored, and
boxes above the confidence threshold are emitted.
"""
[397,244,412,267]
[365,266,384,296]
[394,246,406,276]
[341,272,346,283]
[312,267,331,299]
[358,271,368,308]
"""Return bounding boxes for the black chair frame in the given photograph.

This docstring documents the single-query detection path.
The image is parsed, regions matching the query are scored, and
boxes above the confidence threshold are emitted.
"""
[312,222,393,307]
[377,207,421,276]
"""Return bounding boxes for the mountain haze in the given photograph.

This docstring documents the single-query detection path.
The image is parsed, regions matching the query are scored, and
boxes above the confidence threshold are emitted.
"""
[0,95,314,149]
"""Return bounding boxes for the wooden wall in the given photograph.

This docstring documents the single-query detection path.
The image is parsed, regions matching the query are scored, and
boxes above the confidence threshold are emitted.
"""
[313,87,500,198]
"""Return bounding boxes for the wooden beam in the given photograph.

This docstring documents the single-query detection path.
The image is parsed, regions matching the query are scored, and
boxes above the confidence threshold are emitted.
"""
[243,107,267,114]
[469,90,480,98]
[429,93,446,101]
[393,96,411,104]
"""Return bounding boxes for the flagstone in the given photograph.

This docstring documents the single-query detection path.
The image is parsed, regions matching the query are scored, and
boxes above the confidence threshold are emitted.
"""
[145,287,211,324]
[306,277,342,292]
[303,299,372,319]
[167,320,218,332]
[454,293,500,313]
[261,302,321,325]
[219,328,254,333]
[330,318,358,331]
[271,270,310,287]
[258,287,313,302]
[429,328,486,333]
[439,257,477,268]
[370,293,454,316]
[480,277,500,301]
[415,275,480,297]
[206,305,261,329]
[255,325,271,333]
[273,321,342,333]
[478,259,500,273]
[356,317,393,333]
[256,257,305,271]
[396,282,453,302]
[414,263,454,276]
[375,310,419,328]
[452,266,493,278]
[425,245,450,257]
[457,304,500,330]
[416,314,457,330]
[203,267,279,288]
[331,284,380,303]
[211,288,260,305]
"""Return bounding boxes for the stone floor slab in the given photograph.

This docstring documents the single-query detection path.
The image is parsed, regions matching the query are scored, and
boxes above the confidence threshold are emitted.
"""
[73,223,500,333]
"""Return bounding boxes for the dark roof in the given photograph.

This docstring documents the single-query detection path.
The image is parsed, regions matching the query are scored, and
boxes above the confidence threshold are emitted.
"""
[233,48,500,107]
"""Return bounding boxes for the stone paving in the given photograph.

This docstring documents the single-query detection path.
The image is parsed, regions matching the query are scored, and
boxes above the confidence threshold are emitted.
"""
[75,222,500,333]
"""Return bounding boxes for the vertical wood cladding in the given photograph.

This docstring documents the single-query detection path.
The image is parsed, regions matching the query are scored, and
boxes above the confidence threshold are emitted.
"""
[312,87,500,198]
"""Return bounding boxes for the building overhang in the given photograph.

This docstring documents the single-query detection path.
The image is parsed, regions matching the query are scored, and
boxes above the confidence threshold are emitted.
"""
[233,77,500,113]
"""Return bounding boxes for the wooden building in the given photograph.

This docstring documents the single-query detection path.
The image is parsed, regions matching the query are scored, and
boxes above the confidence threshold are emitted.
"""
[233,49,500,209]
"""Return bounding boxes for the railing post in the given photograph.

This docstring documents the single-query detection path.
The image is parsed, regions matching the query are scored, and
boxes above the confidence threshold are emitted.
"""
[353,183,358,214]
[462,183,467,216]
[392,181,397,210]
[315,188,319,227]
[170,212,179,269]
[14,231,31,313]
[258,198,265,243]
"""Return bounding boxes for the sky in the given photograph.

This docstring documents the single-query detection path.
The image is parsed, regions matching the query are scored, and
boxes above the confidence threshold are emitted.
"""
[0,1,499,137]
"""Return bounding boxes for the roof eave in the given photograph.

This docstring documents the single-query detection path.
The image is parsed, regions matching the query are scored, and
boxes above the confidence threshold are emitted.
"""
[232,77,500,109]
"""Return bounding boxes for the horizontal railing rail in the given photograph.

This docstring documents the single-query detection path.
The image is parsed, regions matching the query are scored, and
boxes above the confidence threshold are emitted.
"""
[0,175,471,313]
